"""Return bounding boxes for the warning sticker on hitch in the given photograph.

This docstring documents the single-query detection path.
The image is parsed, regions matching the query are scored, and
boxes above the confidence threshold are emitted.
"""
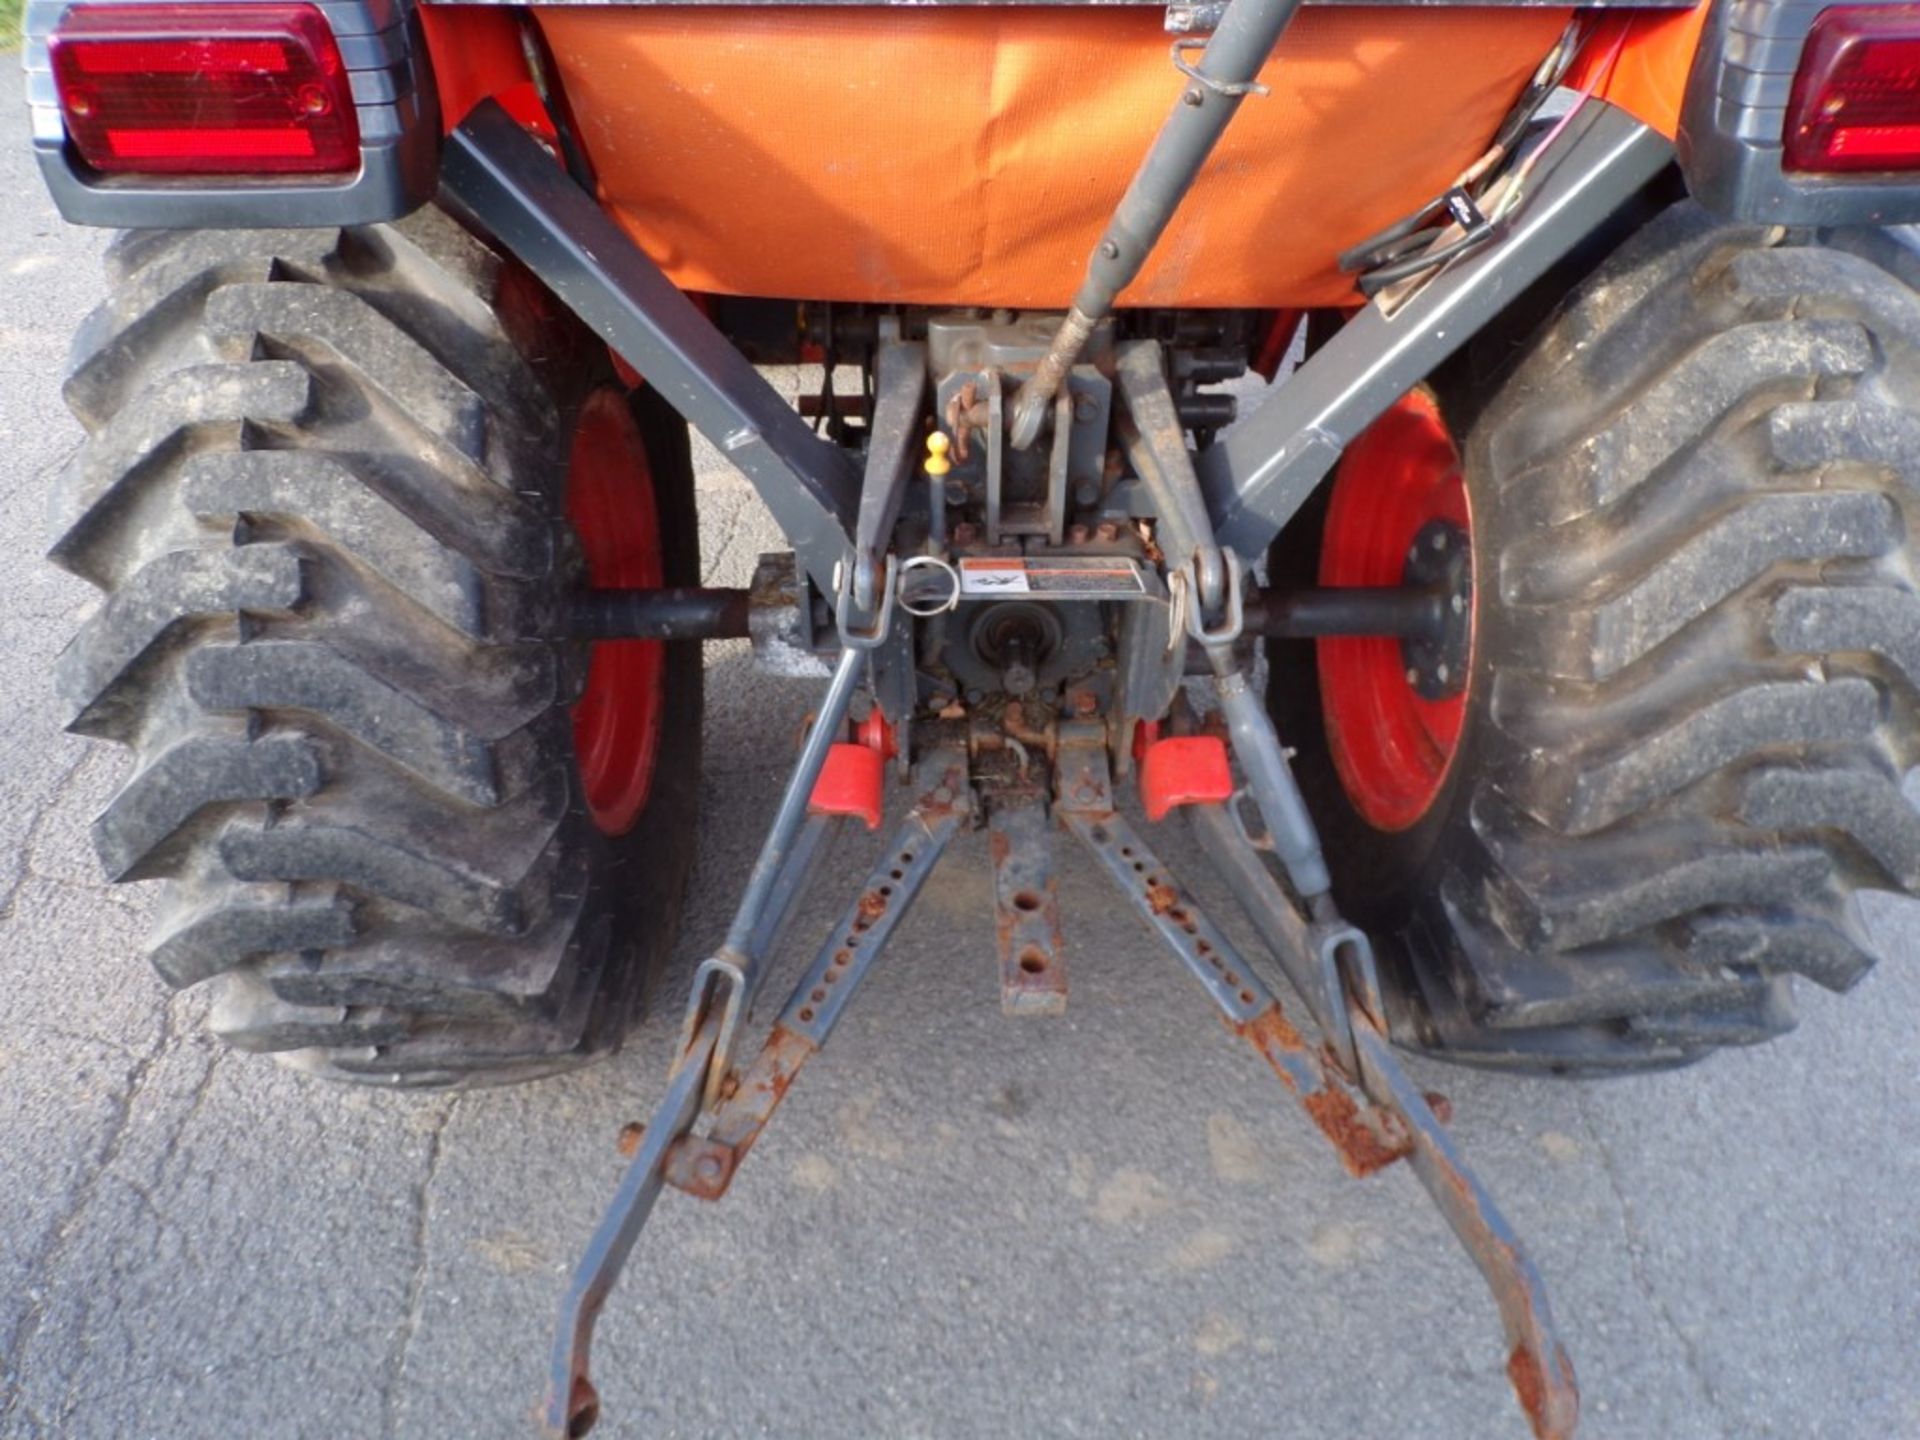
[958,556,1149,599]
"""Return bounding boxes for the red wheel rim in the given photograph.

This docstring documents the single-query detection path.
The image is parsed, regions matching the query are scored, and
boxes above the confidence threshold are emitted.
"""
[568,388,666,836]
[1317,390,1472,833]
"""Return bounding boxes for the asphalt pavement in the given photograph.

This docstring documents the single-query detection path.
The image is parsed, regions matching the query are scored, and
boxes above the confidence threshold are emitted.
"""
[1,97,1917,1440]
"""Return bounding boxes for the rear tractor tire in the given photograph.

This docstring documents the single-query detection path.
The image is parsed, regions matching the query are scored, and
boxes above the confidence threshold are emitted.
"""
[53,212,703,1086]
[1270,204,1920,1073]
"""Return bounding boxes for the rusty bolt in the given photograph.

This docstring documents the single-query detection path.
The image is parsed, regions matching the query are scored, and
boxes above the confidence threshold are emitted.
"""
[616,1122,645,1158]
[1073,691,1099,716]
[1094,521,1120,542]
[1067,524,1090,545]
[694,1152,725,1182]
[1423,1091,1454,1125]
[953,522,979,546]
[717,1073,742,1102]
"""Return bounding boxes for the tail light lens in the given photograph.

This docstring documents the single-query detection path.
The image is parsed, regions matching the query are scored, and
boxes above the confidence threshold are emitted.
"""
[49,3,359,177]
[1785,5,1920,173]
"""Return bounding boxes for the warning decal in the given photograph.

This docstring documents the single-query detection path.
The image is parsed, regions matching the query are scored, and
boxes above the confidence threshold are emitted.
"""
[958,556,1148,600]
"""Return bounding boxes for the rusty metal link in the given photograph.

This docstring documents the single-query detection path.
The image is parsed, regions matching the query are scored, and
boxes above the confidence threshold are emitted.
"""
[1054,749,1409,1174]
[1348,1010,1580,1440]
[664,752,970,1200]
[989,792,1067,1015]
[1056,733,1578,1439]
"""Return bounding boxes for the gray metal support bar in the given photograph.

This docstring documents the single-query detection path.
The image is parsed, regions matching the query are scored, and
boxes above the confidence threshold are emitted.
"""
[1115,340,1224,610]
[854,339,928,612]
[1199,103,1672,559]
[746,812,842,967]
[1208,654,1333,901]
[540,1017,717,1440]
[724,647,866,967]
[442,101,861,595]
[988,796,1067,1014]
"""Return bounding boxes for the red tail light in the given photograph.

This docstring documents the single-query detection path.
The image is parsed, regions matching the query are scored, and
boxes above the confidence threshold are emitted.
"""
[49,3,359,177]
[1785,4,1920,173]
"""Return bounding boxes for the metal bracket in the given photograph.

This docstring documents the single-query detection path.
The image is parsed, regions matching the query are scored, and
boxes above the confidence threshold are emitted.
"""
[1199,104,1673,560]
[835,554,900,651]
[1164,1,1229,33]
[1045,390,1073,547]
[1171,35,1270,95]
[984,371,1007,545]
[988,792,1067,1014]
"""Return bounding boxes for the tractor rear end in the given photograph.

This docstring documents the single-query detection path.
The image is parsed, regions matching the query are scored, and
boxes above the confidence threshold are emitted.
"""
[21,0,1920,1433]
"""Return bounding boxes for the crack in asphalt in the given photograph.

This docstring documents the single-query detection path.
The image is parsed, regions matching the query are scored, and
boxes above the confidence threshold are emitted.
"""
[700,492,750,587]
[0,436,82,510]
[0,746,93,922]
[1577,1091,1737,1440]
[0,998,180,1433]
[383,1095,458,1440]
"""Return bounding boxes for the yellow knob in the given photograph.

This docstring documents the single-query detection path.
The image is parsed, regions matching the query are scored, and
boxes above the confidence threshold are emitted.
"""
[925,431,952,478]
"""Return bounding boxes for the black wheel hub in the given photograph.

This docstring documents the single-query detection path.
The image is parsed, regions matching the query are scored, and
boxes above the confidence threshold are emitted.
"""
[1400,518,1471,700]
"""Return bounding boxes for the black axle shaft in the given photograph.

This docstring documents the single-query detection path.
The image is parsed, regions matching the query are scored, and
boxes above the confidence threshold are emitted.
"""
[1250,587,1447,642]
[571,585,1448,644]
[568,588,751,641]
